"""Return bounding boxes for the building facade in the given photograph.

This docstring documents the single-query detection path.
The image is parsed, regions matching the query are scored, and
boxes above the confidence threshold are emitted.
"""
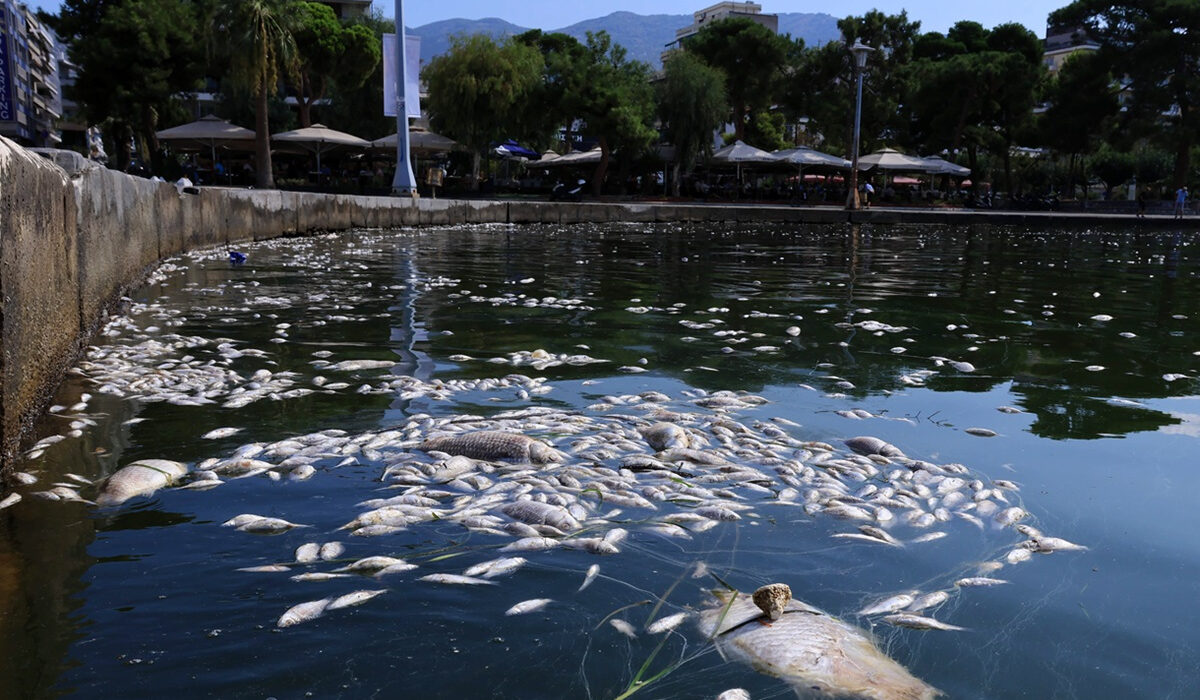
[1042,22,1099,75]
[662,2,779,62]
[0,0,63,146]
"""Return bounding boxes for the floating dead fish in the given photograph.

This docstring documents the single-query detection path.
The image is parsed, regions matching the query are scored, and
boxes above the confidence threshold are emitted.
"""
[319,542,345,560]
[1022,536,1087,553]
[291,572,354,582]
[955,577,1009,587]
[277,598,332,627]
[505,598,553,616]
[202,427,243,440]
[646,611,690,634]
[0,493,21,510]
[420,431,564,464]
[610,619,637,638]
[640,422,690,451]
[699,590,938,700]
[578,564,600,592]
[96,459,188,506]
[237,517,307,534]
[906,591,950,612]
[857,593,915,616]
[295,543,321,563]
[964,427,997,437]
[327,359,396,372]
[499,537,560,553]
[418,573,496,586]
[336,556,408,573]
[237,564,291,573]
[716,690,751,700]
[843,436,904,459]
[328,589,388,611]
[500,500,580,531]
[883,613,965,632]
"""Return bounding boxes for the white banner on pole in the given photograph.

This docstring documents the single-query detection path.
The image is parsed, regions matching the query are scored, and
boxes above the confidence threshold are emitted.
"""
[383,34,422,118]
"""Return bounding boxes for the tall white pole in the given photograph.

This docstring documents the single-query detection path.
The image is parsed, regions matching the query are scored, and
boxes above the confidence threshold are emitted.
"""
[846,66,864,210]
[391,0,418,196]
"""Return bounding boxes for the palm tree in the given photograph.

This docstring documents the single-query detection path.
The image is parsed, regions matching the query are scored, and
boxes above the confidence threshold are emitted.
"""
[212,0,298,189]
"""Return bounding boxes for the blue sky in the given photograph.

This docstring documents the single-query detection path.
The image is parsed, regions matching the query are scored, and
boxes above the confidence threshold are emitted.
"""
[24,0,1066,38]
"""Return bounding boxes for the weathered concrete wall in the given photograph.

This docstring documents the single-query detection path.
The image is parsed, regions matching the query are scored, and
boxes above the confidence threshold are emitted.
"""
[3,135,1199,470]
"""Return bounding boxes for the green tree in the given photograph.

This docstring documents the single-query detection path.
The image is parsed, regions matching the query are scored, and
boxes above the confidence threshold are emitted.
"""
[213,0,299,189]
[512,30,590,150]
[1039,50,1120,195]
[49,0,205,169]
[423,34,543,191]
[656,51,726,197]
[684,18,794,143]
[290,2,380,127]
[322,12,394,141]
[573,31,657,195]
[1052,0,1200,187]
[1088,144,1136,197]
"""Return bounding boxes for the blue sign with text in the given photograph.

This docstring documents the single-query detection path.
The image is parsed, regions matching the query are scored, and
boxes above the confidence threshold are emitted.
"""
[0,32,13,122]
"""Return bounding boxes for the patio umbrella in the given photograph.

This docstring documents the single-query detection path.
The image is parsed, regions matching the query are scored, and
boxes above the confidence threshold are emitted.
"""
[710,140,781,183]
[856,147,938,173]
[272,123,369,177]
[155,114,255,165]
[369,128,460,156]
[773,146,851,169]
[494,139,539,160]
[920,155,971,177]
[538,146,602,167]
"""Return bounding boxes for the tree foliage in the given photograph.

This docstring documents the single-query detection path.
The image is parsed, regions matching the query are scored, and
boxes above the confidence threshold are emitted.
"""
[684,17,795,142]
[656,51,727,196]
[290,3,380,127]
[1051,0,1200,186]
[49,0,205,169]
[212,0,299,188]
[422,33,543,190]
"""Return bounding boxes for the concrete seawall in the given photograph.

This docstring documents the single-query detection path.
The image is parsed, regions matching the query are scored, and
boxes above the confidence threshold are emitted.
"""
[1,136,1194,471]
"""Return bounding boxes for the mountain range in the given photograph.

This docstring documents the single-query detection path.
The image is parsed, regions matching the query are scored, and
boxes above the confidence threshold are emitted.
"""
[409,11,842,68]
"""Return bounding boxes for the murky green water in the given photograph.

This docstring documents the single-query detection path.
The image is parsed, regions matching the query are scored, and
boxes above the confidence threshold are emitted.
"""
[3,223,1200,699]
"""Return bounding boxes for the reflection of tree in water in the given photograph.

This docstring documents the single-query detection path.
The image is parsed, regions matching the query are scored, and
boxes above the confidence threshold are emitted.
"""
[1014,383,1179,441]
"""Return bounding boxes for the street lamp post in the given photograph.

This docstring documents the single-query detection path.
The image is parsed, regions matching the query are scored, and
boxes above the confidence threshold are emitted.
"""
[846,38,874,210]
[391,0,418,196]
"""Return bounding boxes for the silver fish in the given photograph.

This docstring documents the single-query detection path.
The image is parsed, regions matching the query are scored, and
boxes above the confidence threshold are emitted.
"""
[319,542,345,560]
[647,611,690,634]
[202,427,243,440]
[610,619,637,638]
[277,598,332,627]
[1023,536,1087,553]
[237,564,291,573]
[906,591,950,612]
[420,431,564,464]
[418,573,496,586]
[237,517,307,534]
[578,564,600,592]
[327,589,388,611]
[883,613,966,632]
[336,556,407,573]
[857,593,915,616]
[96,459,188,506]
[955,577,1009,587]
[0,493,22,510]
[505,598,553,616]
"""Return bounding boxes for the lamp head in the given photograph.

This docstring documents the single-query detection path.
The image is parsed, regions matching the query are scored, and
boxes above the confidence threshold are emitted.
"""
[849,38,874,68]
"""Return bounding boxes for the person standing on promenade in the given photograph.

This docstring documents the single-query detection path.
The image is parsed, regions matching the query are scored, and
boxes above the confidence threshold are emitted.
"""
[1175,186,1188,219]
[1137,189,1147,218]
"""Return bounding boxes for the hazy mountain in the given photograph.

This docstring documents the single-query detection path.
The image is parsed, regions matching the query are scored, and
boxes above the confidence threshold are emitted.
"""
[411,11,841,68]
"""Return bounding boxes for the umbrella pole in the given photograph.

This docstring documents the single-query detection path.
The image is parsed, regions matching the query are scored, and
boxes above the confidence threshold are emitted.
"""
[317,147,322,186]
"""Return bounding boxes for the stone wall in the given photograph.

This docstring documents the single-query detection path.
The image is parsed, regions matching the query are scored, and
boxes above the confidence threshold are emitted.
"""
[1,136,1193,470]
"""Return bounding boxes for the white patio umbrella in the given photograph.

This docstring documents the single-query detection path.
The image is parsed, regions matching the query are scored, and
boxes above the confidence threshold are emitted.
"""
[155,114,255,165]
[710,140,781,184]
[921,155,971,177]
[773,146,852,169]
[369,128,459,156]
[272,123,370,177]
[856,147,938,173]
[538,146,602,167]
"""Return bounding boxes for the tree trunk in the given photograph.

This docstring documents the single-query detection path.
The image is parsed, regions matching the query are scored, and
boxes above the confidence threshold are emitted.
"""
[592,136,610,197]
[671,161,681,198]
[255,78,274,189]
[734,102,747,141]
[469,151,481,192]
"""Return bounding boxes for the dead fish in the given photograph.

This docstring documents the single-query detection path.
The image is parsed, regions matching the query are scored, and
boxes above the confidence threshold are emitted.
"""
[501,500,580,531]
[499,537,560,553]
[327,589,388,611]
[374,562,419,577]
[1023,536,1088,553]
[610,619,637,638]
[716,690,751,700]
[647,611,690,634]
[994,507,1027,527]
[578,564,600,592]
[295,543,321,563]
[1005,548,1033,565]
[639,422,690,451]
[464,556,528,579]
[906,591,950,612]
[843,436,905,459]
[319,542,345,560]
[699,591,938,699]
[505,598,553,616]
[420,431,564,464]
[883,613,966,632]
[0,493,22,510]
[418,573,496,586]
[202,427,243,440]
[12,472,38,485]
[955,577,1009,587]
[96,459,188,506]
[858,593,915,616]
[950,361,976,373]
[964,427,997,437]
[237,517,307,534]
[237,564,291,573]
[327,359,396,372]
[277,598,332,627]
[290,572,354,582]
[336,556,407,573]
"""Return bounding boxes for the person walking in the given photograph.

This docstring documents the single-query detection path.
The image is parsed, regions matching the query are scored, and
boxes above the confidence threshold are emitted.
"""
[1175,186,1188,219]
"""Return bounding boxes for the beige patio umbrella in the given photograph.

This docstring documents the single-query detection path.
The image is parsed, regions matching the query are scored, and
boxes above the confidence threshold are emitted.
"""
[538,146,602,167]
[369,127,460,156]
[272,123,370,176]
[709,140,782,185]
[155,114,255,165]
[856,148,938,172]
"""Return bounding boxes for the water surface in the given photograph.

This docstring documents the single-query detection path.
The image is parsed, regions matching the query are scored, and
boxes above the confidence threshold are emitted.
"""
[3,223,1199,699]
